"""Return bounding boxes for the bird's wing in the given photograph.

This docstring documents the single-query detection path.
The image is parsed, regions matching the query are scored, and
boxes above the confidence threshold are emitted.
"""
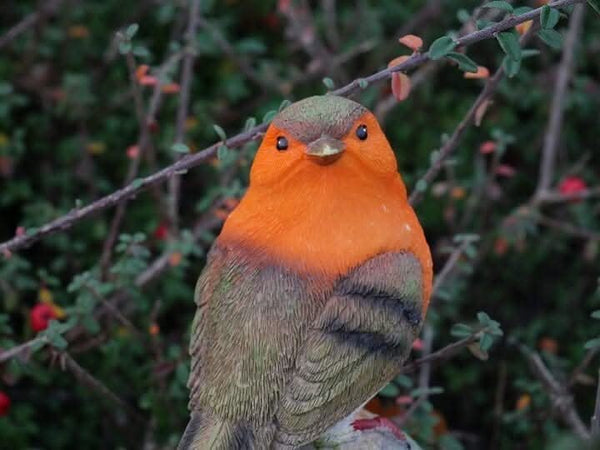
[274,251,425,447]
[187,242,330,429]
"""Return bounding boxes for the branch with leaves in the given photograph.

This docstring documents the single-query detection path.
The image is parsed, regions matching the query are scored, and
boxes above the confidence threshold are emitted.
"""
[0,0,585,256]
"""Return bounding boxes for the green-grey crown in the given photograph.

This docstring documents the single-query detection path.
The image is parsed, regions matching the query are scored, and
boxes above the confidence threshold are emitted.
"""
[272,95,368,144]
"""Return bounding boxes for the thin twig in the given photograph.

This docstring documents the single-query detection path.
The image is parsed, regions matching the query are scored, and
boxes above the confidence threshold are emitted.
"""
[592,370,600,438]
[570,347,600,387]
[0,0,583,255]
[535,214,600,240]
[432,241,470,296]
[534,4,585,200]
[55,350,146,424]
[0,1,62,50]
[168,0,202,234]
[516,341,590,440]
[536,187,600,204]
[0,337,44,364]
[401,332,482,374]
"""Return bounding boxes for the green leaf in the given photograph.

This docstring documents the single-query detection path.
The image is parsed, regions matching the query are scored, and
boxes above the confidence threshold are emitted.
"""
[415,179,428,192]
[213,124,227,141]
[322,77,335,90]
[514,6,534,15]
[243,117,256,132]
[118,41,132,54]
[378,383,400,397]
[538,29,563,49]
[503,55,521,78]
[482,1,514,13]
[411,386,444,397]
[217,145,229,160]
[446,52,478,72]
[541,6,560,29]
[522,49,541,58]
[477,311,492,326]
[438,434,466,450]
[584,337,600,349]
[591,310,600,319]
[131,178,144,189]
[357,78,369,89]
[587,0,600,17]
[278,99,291,112]
[451,323,473,338]
[394,374,413,388]
[480,333,494,352]
[262,110,277,124]
[126,23,139,39]
[496,31,521,61]
[428,36,457,60]
[171,143,189,154]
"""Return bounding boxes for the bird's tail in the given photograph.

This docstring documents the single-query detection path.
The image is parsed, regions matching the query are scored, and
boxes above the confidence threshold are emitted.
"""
[177,411,273,450]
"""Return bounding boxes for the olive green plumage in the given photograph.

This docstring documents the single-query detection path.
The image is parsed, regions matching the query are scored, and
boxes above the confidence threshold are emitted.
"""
[179,244,423,449]
[272,95,367,144]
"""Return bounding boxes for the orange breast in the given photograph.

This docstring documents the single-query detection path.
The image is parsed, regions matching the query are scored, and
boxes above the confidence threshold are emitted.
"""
[218,156,433,312]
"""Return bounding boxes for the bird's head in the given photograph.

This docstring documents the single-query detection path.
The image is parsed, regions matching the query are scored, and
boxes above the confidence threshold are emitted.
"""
[249,96,401,188]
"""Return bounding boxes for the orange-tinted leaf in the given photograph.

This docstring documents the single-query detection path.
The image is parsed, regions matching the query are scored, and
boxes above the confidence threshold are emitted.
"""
[479,140,497,154]
[411,338,424,351]
[450,186,466,199]
[67,25,90,39]
[391,72,411,102]
[464,66,490,79]
[432,410,449,436]
[395,395,413,405]
[169,252,182,267]
[387,55,410,68]
[494,237,509,256]
[184,117,198,131]
[15,226,25,237]
[516,20,533,36]
[148,323,160,336]
[398,34,423,51]
[161,83,181,94]
[364,397,404,417]
[86,141,106,155]
[126,145,140,159]
[139,75,158,86]
[135,65,149,81]
[495,164,516,177]
[516,394,531,411]
[538,337,558,354]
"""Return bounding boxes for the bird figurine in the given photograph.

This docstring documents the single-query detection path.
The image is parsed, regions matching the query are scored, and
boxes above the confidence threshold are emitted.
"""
[179,95,432,449]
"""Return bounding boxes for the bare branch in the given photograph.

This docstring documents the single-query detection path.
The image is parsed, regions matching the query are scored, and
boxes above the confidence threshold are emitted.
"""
[0,337,44,364]
[0,1,62,50]
[516,341,590,440]
[168,0,202,233]
[534,4,585,199]
[592,370,600,438]
[401,333,481,374]
[54,350,146,424]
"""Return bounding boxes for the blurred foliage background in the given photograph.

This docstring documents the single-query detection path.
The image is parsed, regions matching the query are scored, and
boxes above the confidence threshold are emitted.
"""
[0,0,599,449]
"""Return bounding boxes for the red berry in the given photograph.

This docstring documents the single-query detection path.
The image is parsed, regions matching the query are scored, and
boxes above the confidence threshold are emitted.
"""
[0,391,10,416]
[30,303,57,332]
[153,222,169,241]
[559,176,587,196]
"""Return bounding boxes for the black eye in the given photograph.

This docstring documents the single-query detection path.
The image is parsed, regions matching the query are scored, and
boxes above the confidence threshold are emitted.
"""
[276,136,289,151]
[356,124,368,140]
